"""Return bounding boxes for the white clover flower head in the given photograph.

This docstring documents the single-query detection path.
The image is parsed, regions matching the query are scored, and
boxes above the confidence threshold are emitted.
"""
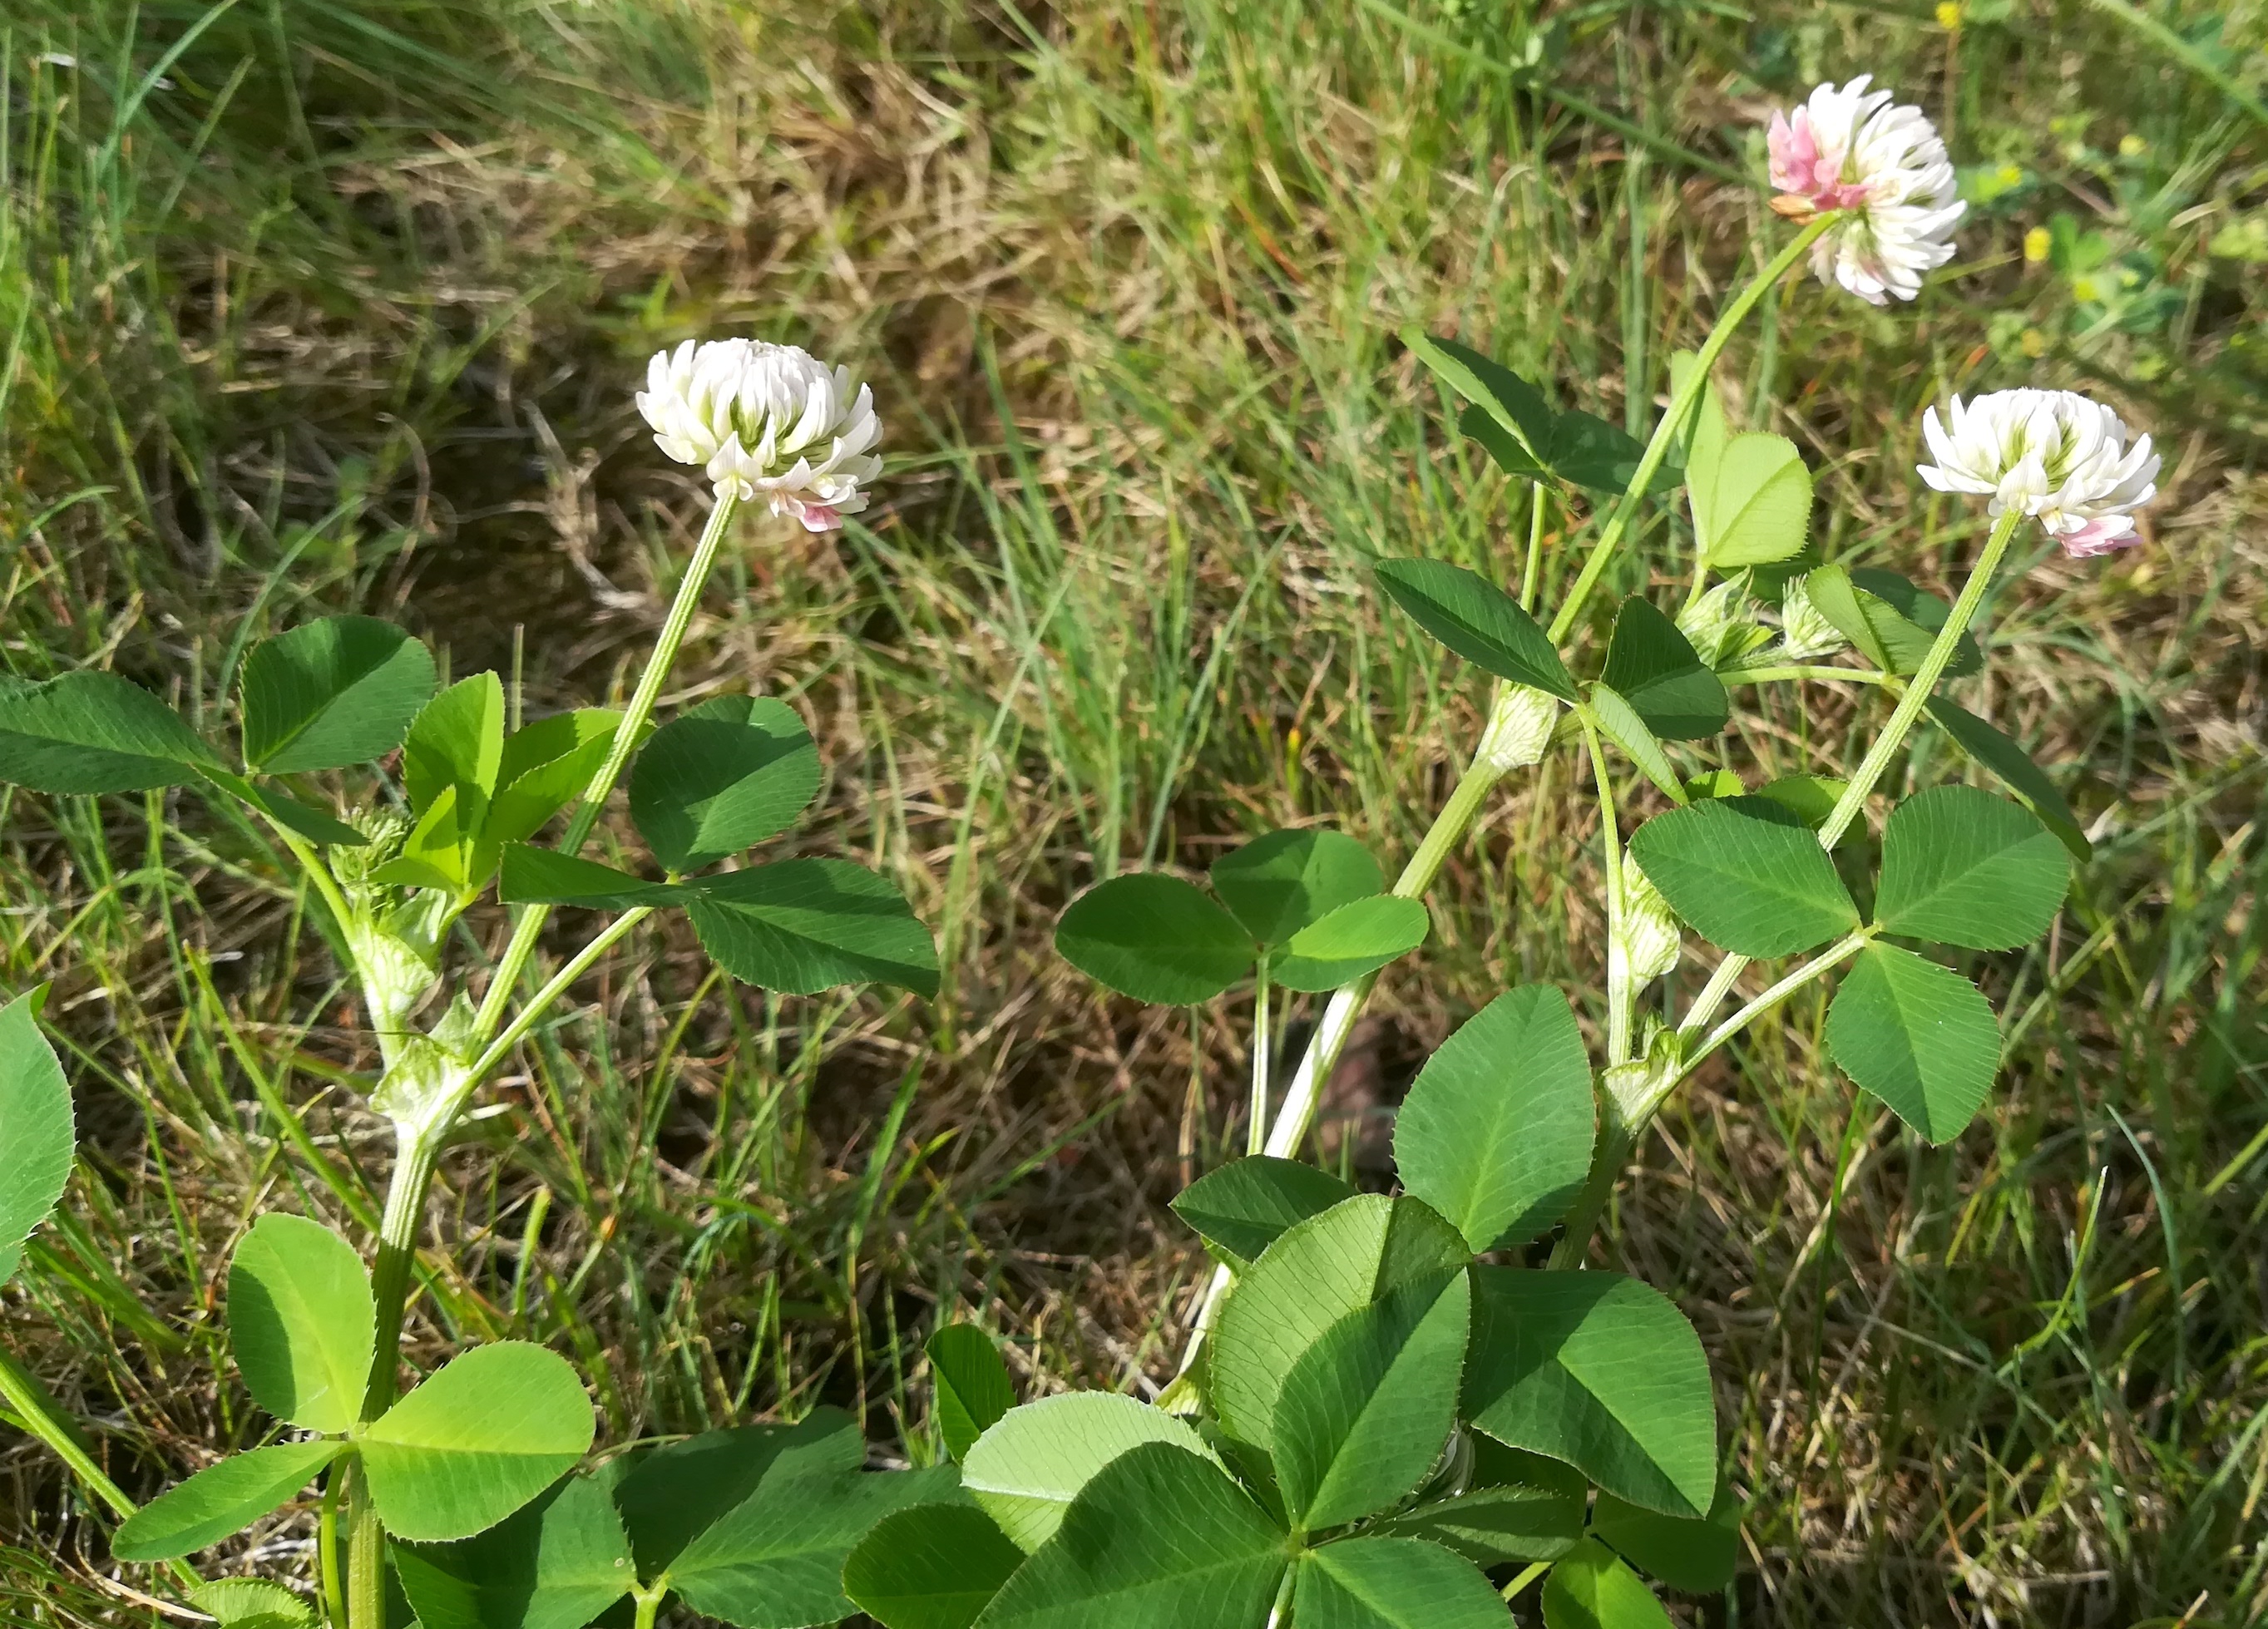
[1675,577,1750,669]
[636,338,882,532]
[1766,75,1966,304]
[1918,388,2159,556]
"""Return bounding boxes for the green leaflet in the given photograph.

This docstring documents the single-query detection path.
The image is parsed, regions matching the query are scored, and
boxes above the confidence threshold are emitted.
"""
[1272,896,1430,992]
[1392,986,1595,1253]
[971,1444,1287,1629]
[1054,873,1253,1005]
[1825,943,2001,1143]
[0,990,74,1286]
[928,1325,1018,1462]
[1273,1271,1471,1530]
[0,670,218,792]
[112,1440,346,1562]
[844,1503,1024,1629]
[1541,1539,1676,1629]
[227,1213,375,1435]
[360,1343,596,1543]
[1464,1268,1716,1519]
[1627,797,1859,957]
[1212,1194,1470,1454]
[1171,1158,1358,1270]
[962,1391,1224,1552]
[1873,785,2068,949]
[1372,559,1579,702]
[238,615,435,774]
[1293,1536,1512,1628]
[1210,829,1385,946]
[394,1473,635,1629]
[630,694,820,872]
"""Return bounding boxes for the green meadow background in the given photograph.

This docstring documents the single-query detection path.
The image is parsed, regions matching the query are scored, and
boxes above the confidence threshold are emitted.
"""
[2,1,2263,1622]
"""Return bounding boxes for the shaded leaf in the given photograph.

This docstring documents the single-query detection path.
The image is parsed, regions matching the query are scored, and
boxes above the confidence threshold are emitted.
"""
[1276,1271,1471,1530]
[630,696,820,872]
[240,616,435,774]
[614,1413,860,1580]
[1054,874,1253,1005]
[666,1460,956,1627]
[0,671,217,792]
[963,1392,1223,1552]
[1406,333,1557,462]
[844,1503,1025,1629]
[1627,797,1859,957]
[1208,830,1382,947]
[228,1213,374,1435]
[1371,1479,1582,1567]
[688,860,940,999]
[1293,1536,1511,1629]
[393,1473,635,1629]
[497,847,684,910]
[0,990,74,1287]
[1465,1268,1716,1518]
[1591,1478,1738,1594]
[1272,896,1430,993]
[1373,560,1579,702]
[1601,600,1727,741]
[1751,774,1846,832]
[971,1444,1287,1629]
[1393,986,1594,1253]
[1170,1158,1357,1271]
[928,1325,1017,1464]
[1212,1195,1470,1453]
[1825,943,2000,1143]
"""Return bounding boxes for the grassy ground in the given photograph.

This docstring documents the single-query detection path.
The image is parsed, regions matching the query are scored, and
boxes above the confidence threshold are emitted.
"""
[2,0,2265,1622]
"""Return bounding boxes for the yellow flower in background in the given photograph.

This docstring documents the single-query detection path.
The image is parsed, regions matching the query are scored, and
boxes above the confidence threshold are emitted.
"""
[2023,227,2051,264]
[2119,133,2147,157]
[1935,1,1963,28]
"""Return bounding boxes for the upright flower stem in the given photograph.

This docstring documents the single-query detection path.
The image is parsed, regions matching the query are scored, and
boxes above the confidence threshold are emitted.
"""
[1544,214,1835,647]
[1552,513,2025,1270]
[1169,215,1832,1380]
[1679,507,2025,1040]
[344,494,740,1629]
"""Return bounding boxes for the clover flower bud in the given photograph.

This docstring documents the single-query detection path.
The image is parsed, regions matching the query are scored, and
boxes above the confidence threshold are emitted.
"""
[1767,76,1966,304]
[636,338,882,532]
[1918,388,2158,556]
[1776,575,1847,660]
[1616,852,1682,985]
[1475,683,1562,775]
[1675,578,1750,669]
